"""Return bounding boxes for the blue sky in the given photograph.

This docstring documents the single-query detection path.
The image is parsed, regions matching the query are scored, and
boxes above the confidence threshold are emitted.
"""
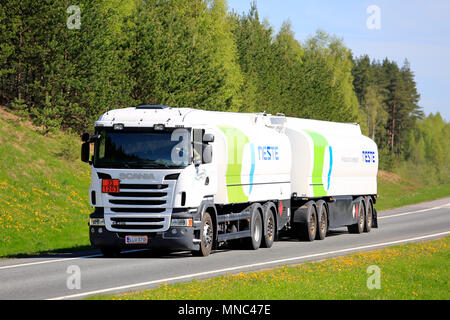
[227,0,450,121]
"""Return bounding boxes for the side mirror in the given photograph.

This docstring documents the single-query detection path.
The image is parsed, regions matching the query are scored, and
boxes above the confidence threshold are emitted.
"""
[203,133,214,143]
[81,132,90,142]
[203,145,213,164]
[81,142,90,163]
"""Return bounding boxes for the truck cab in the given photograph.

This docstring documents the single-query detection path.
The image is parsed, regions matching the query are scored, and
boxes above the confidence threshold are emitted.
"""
[83,106,218,256]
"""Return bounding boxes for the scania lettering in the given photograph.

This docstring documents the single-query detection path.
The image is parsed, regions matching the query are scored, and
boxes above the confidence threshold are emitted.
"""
[81,105,379,257]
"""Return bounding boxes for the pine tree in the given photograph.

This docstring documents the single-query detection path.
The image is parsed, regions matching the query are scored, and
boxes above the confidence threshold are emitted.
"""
[126,0,243,111]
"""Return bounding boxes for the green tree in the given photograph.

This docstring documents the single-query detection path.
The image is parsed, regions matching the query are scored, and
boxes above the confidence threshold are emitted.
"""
[299,30,359,122]
[126,0,242,111]
[229,2,278,113]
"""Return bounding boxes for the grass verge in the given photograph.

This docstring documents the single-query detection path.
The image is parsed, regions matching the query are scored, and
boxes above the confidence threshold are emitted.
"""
[90,236,450,300]
[376,171,449,211]
[0,108,91,257]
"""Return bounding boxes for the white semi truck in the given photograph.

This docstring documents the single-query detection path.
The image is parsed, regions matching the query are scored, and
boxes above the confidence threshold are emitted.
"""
[81,105,379,257]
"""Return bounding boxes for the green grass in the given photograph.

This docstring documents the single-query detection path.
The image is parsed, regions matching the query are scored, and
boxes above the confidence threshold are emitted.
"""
[376,171,450,211]
[0,109,91,257]
[90,236,450,300]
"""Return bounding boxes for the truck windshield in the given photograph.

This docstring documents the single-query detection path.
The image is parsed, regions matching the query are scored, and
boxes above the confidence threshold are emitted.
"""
[94,128,191,169]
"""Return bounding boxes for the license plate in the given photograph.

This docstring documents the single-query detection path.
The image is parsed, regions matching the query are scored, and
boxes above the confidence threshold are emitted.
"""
[102,179,120,193]
[125,235,148,245]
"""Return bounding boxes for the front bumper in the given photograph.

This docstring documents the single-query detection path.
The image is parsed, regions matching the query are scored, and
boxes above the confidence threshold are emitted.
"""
[89,225,200,251]
[89,208,201,251]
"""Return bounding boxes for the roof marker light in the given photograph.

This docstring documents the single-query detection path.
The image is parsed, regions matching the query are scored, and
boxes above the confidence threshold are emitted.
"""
[113,123,124,131]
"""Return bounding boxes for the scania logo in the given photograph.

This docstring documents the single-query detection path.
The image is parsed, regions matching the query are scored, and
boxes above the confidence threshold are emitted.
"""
[119,173,156,180]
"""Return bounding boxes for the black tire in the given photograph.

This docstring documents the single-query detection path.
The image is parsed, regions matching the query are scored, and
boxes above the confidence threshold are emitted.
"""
[364,199,373,233]
[348,200,365,234]
[101,247,121,258]
[192,212,214,257]
[245,204,263,250]
[261,203,276,248]
[298,204,317,242]
[316,202,328,240]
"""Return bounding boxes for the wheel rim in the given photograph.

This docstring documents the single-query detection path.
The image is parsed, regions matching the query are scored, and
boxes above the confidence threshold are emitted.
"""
[320,209,326,234]
[367,205,372,226]
[267,214,274,241]
[310,211,316,236]
[254,215,261,243]
[359,204,364,229]
[203,220,213,248]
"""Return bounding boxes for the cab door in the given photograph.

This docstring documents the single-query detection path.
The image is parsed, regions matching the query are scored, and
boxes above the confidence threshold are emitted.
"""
[192,127,217,200]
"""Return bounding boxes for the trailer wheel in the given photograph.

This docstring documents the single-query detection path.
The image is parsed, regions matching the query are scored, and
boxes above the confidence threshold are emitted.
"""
[298,204,317,242]
[245,204,263,250]
[364,199,373,233]
[261,203,276,248]
[348,200,365,234]
[192,212,214,257]
[316,201,328,240]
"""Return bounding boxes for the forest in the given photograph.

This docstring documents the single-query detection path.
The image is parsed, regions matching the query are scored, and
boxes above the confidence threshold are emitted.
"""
[0,0,448,183]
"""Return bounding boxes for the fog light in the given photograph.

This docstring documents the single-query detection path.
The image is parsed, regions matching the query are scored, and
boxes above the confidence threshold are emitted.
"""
[171,218,193,227]
[90,218,105,226]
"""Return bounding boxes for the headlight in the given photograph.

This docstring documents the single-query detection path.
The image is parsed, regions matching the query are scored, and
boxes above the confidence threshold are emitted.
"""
[90,218,105,226]
[171,218,193,227]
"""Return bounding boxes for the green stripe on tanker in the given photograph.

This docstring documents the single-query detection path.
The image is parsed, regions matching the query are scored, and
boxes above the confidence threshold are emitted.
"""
[305,130,328,197]
[218,125,249,203]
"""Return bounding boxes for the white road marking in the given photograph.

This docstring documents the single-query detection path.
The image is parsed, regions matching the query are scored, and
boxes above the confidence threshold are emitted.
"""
[48,231,449,300]
[0,249,147,271]
[378,203,450,220]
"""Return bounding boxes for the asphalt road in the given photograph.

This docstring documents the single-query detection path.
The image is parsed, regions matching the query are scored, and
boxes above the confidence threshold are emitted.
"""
[0,197,449,300]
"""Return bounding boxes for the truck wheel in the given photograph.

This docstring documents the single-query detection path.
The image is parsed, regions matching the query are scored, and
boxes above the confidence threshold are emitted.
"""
[298,204,317,242]
[245,204,263,250]
[316,201,328,240]
[348,200,365,234]
[364,199,373,233]
[261,203,276,248]
[101,247,121,258]
[192,212,214,257]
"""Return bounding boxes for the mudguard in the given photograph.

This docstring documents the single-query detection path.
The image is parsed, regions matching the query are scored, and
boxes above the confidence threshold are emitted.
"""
[293,201,316,224]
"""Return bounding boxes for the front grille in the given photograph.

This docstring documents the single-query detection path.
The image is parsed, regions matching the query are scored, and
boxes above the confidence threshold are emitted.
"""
[111,224,163,230]
[120,184,168,190]
[110,217,165,230]
[111,217,165,223]
[105,180,174,232]
[107,182,169,208]
[109,199,166,206]
[110,208,166,213]
[109,192,167,198]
